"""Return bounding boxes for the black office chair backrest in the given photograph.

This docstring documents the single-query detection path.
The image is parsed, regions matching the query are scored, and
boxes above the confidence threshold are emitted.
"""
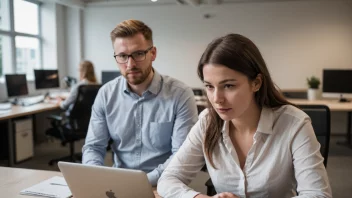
[282,91,307,99]
[69,85,101,132]
[298,104,330,167]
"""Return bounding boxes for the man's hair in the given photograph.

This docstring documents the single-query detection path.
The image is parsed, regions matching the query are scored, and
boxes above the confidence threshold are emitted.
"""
[110,19,153,44]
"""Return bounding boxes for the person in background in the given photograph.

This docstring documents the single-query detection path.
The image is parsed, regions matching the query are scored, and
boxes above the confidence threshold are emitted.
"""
[158,34,332,198]
[82,19,198,186]
[57,60,98,113]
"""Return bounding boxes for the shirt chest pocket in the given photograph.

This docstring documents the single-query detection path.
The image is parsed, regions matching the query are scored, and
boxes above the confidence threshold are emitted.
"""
[149,122,173,149]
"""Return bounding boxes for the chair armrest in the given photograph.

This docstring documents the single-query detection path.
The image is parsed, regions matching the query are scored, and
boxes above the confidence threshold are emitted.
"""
[47,115,63,121]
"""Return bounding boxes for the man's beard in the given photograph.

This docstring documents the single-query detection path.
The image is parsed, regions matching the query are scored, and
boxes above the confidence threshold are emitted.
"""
[125,65,152,85]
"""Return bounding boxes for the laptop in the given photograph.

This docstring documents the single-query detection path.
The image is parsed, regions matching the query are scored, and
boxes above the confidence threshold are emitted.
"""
[58,162,155,198]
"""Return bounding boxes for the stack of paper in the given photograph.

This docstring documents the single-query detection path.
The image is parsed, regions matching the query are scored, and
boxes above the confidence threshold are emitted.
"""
[0,102,11,115]
[20,176,72,198]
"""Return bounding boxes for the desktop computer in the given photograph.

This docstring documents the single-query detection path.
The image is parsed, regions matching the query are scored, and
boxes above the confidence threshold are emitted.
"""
[322,69,352,102]
[34,69,69,99]
[34,69,60,89]
[5,74,44,106]
[102,71,121,85]
[5,74,29,97]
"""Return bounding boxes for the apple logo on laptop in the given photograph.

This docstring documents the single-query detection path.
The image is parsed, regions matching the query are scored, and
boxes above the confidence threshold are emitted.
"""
[106,190,116,198]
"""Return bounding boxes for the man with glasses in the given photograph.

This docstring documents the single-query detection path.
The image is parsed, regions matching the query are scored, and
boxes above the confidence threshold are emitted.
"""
[82,19,198,186]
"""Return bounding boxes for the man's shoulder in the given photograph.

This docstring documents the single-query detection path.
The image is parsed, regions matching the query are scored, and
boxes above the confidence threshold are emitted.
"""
[99,76,124,95]
[161,75,191,93]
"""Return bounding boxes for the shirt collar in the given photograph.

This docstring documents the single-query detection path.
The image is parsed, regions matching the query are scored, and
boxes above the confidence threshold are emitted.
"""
[146,69,162,95]
[221,107,274,135]
[256,107,274,135]
[123,69,162,95]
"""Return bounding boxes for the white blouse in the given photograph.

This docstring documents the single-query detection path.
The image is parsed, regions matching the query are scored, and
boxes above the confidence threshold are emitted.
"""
[157,105,332,198]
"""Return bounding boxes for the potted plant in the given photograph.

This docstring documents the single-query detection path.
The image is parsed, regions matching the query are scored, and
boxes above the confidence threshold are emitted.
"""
[306,76,320,100]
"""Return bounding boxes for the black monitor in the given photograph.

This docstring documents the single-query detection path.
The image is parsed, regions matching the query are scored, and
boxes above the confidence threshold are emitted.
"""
[5,74,29,97]
[323,69,352,102]
[102,71,121,84]
[34,69,60,89]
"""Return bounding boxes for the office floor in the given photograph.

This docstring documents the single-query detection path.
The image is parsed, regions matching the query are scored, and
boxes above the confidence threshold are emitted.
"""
[1,136,351,197]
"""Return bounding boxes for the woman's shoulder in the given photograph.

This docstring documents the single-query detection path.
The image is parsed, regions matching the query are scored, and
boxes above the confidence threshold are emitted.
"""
[271,105,311,136]
[274,105,309,121]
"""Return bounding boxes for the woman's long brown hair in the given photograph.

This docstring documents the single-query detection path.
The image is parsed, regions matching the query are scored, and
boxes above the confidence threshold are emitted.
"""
[80,60,97,83]
[197,34,293,168]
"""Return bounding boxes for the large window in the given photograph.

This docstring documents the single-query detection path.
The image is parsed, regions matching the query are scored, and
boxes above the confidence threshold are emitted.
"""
[0,0,41,78]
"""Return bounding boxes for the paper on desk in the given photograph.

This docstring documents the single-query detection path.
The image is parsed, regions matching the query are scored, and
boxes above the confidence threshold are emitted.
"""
[0,109,11,115]
[20,176,72,198]
[0,102,11,111]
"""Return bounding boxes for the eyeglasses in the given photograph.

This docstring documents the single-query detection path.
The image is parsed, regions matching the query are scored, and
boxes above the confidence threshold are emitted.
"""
[113,46,153,64]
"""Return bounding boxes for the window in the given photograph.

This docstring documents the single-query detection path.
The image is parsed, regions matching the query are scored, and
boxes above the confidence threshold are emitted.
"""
[0,0,11,31]
[15,36,40,74]
[0,0,41,78]
[0,35,13,77]
[14,0,39,35]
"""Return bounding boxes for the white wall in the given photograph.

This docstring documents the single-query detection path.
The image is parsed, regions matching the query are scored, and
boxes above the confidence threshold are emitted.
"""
[65,7,83,79]
[56,4,68,82]
[83,0,352,88]
[41,2,58,71]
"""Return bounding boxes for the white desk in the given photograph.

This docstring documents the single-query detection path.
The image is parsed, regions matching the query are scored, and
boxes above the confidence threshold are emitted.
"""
[0,167,160,198]
[0,103,60,167]
[288,99,352,111]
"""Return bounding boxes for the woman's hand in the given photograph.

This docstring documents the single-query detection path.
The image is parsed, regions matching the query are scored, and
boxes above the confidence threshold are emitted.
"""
[212,192,239,198]
[194,192,239,198]
[56,96,62,105]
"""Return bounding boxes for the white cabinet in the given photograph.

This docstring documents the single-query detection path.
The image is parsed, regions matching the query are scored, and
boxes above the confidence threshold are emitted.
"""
[14,119,34,162]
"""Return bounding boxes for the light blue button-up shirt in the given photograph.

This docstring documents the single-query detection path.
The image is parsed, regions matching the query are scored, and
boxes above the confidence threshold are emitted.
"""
[82,70,198,186]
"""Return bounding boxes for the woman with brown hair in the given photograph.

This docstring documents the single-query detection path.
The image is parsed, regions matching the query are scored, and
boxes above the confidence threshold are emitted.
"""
[58,60,98,112]
[157,34,331,198]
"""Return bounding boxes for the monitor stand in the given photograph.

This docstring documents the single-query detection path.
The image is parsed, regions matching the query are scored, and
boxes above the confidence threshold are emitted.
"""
[339,94,351,103]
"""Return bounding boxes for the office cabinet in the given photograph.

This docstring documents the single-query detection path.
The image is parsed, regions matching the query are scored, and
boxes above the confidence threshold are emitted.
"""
[0,121,9,160]
[14,118,34,162]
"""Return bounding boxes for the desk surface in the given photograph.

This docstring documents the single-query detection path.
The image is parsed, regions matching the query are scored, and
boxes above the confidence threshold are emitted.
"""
[0,167,160,198]
[198,99,352,112]
[0,103,59,121]
[288,99,352,111]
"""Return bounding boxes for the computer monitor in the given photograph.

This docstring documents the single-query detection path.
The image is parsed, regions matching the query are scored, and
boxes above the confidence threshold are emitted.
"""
[101,71,121,84]
[34,69,60,89]
[322,69,352,102]
[5,74,29,97]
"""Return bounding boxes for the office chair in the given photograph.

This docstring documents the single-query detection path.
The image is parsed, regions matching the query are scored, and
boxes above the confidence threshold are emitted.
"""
[282,90,307,99]
[297,104,331,166]
[204,104,331,196]
[46,85,101,165]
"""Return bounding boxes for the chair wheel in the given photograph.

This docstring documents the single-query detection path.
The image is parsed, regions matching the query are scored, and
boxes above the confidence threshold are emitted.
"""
[48,160,55,166]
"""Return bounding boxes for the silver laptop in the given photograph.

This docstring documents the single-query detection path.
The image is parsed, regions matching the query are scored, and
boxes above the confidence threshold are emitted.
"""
[58,162,155,198]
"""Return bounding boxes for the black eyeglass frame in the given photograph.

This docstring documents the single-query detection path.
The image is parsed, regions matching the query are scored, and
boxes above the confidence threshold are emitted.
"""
[113,46,154,64]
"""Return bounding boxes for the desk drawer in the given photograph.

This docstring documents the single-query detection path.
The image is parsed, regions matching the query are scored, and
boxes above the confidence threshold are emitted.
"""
[14,119,33,132]
[15,129,34,162]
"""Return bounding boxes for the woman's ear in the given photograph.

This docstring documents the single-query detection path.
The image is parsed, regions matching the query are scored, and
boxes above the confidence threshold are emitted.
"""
[252,74,262,92]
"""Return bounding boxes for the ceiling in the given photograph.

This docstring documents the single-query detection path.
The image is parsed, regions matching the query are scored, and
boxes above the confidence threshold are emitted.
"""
[47,0,323,8]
